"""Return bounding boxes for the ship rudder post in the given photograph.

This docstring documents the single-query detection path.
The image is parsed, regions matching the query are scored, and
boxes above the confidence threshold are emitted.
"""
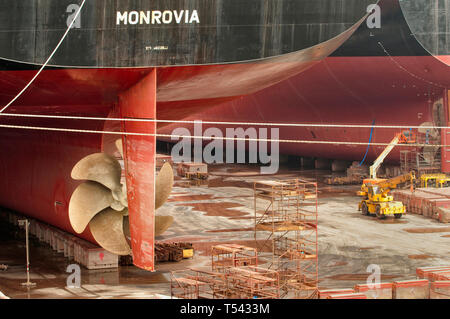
[119,69,157,271]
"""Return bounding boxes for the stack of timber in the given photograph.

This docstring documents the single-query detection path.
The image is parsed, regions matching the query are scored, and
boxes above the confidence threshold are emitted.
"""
[156,243,194,263]
[325,174,364,185]
[347,162,369,178]
[120,243,194,265]
[325,162,368,185]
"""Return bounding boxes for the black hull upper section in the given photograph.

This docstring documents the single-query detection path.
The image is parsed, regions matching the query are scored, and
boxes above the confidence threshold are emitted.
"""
[0,0,373,69]
[400,0,449,57]
[333,0,450,58]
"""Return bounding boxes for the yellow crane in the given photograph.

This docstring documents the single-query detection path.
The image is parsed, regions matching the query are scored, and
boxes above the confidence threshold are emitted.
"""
[357,131,416,219]
[358,172,415,219]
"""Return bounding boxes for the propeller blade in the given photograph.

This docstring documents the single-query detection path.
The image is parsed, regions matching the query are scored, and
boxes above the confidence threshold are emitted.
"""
[71,153,122,192]
[155,215,174,237]
[68,181,115,234]
[155,162,174,210]
[115,139,124,158]
[123,215,131,241]
[122,215,172,241]
[89,208,132,256]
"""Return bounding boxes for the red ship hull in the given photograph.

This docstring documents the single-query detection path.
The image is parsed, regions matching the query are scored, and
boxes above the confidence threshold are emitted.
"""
[158,55,449,164]
[0,56,446,261]
[0,13,364,270]
[0,30,357,263]
[0,0,447,271]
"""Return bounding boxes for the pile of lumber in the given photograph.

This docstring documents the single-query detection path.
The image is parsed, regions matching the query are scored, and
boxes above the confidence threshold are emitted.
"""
[325,175,364,185]
[347,162,369,178]
[156,243,193,262]
[119,243,194,265]
[325,162,368,185]
[119,255,133,266]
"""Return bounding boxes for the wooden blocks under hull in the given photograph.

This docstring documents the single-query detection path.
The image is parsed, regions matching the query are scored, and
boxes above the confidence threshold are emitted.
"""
[2,210,118,270]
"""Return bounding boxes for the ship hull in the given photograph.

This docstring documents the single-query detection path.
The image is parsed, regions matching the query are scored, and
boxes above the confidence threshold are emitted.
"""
[0,1,375,266]
[0,0,374,67]
[158,55,448,163]
[158,0,450,164]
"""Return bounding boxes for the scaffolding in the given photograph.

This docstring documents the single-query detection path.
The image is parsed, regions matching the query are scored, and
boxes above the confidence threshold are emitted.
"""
[211,244,258,272]
[254,179,318,299]
[170,266,279,299]
[400,149,441,175]
[225,266,280,299]
[400,133,441,175]
[170,268,228,299]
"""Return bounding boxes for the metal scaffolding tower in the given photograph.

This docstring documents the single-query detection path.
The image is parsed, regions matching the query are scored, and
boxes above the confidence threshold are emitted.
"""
[170,268,228,299]
[253,179,318,299]
[170,266,280,299]
[400,132,441,175]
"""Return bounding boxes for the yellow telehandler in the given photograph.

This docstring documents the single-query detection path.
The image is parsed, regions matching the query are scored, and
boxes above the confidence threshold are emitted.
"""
[358,172,415,219]
[358,131,416,219]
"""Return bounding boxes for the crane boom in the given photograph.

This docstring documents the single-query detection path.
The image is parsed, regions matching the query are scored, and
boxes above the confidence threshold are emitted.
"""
[370,134,400,179]
[376,171,416,191]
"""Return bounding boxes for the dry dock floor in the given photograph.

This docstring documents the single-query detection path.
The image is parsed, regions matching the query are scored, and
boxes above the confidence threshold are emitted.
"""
[0,164,449,298]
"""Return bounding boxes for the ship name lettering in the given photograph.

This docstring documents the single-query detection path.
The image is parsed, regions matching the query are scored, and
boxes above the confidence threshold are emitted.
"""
[116,10,200,25]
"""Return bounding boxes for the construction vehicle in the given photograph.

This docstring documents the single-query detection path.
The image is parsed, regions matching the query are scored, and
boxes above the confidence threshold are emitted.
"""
[358,131,417,219]
[358,171,416,219]
[420,173,450,188]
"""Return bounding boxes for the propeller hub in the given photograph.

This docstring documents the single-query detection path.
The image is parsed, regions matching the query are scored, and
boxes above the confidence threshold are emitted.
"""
[111,186,128,208]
